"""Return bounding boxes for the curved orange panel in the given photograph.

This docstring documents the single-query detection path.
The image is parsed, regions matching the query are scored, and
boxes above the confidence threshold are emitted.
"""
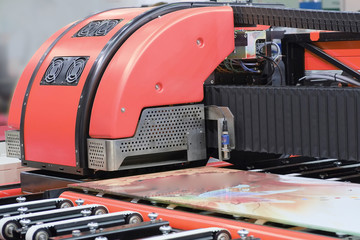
[90,6,234,139]
[23,8,147,168]
[7,24,71,129]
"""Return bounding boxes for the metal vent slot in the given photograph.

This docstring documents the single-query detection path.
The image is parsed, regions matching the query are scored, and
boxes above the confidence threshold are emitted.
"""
[5,130,21,159]
[43,58,64,83]
[41,57,89,86]
[87,105,206,171]
[65,58,87,83]
[88,141,106,169]
[74,19,123,37]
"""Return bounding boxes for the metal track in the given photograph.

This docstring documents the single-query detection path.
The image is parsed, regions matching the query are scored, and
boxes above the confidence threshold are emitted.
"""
[231,5,360,32]
[193,3,360,32]
[231,156,360,183]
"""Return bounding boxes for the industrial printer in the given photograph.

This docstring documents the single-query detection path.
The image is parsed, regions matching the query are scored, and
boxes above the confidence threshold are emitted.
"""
[3,1,360,239]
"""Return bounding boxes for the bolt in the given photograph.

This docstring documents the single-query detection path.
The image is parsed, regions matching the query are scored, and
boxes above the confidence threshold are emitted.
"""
[18,207,28,215]
[334,161,342,167]
[72,230,81,237]
[95,237,108,240]
[19,218,31,231]
[121,108,126,112]
[16,196,26,203]
[75,199,84,206]
[148,212,158,222]
[210,80,215,84]
[88,222,99,234]
[196,39,201,45]
[160,225,172,235]
[155,84,160,90]
[238,229,249,239]
[81,209,92,217]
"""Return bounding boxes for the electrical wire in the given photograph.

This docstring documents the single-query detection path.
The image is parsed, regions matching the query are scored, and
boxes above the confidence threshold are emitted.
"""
[299,73,360,87]
[257,54,283,86]
[259,41,282,63]
[220,59,259,74]
[238,60,258,73]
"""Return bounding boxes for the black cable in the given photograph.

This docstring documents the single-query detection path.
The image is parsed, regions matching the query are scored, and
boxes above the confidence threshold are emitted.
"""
[257,54,283,86]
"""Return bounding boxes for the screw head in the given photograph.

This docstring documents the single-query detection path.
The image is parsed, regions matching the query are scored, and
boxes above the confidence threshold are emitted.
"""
[18,207,28,214]
[95,237,108,240]
[160,225,172,235]
[81,209,92,217]
[16,196,26,203]
[19,218,31,227]
[238,229,249,238]
[196,38,204,47]
[148,212,158,222]
[88,222,99,234]
[75,199,84,206]
[121,108,126,112]
[72,230,81,237]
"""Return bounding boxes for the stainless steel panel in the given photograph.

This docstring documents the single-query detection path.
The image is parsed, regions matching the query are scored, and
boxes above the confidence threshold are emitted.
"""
[88,104,206,171]
[5,130,21,159]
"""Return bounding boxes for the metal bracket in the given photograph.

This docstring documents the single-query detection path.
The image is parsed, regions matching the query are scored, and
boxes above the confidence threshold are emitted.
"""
[205,106,235,161]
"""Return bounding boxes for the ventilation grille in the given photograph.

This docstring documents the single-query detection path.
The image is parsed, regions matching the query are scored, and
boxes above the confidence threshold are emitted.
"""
[41,57,89,86]
[66,58,87,83]
[5,130,21,159]
[87,105,205,171]
[44,58,64,83]
[119,106,204,153]
[88,140,106,169]
[74,19,122,37]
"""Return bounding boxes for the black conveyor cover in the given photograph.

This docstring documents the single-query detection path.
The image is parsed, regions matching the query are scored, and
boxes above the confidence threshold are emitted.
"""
[204,85,360,161]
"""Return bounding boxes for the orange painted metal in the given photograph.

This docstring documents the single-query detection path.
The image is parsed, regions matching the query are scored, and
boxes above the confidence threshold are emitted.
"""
[0,188,22,198]
[305,41,360,71]
[60,191,339,240]
[89,7,235,139]
[7,24,71,130]
[310,31,321,42]
[235,25,270,31]
[206,160,233,168]
[22,8,147,167]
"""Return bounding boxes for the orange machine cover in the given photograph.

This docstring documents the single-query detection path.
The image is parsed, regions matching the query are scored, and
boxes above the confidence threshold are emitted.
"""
[14,8,147,168]
[89,6,235,139]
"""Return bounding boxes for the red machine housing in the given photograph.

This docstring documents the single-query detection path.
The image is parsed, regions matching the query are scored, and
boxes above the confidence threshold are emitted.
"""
[7,6,234,174]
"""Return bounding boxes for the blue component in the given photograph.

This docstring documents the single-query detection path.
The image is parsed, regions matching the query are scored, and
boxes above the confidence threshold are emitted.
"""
[299,2,322,10]
[222,134,230,145]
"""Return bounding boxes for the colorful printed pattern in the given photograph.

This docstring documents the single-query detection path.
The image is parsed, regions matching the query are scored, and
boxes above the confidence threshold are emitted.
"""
[72,167,360,235]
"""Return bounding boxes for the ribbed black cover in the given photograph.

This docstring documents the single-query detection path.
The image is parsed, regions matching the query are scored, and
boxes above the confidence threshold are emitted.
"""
[204,85,360,161]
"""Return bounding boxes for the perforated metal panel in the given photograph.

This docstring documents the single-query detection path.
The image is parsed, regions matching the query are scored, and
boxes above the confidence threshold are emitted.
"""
[88,104,206,171]
[5,130,21,159]
[88,140,107,170]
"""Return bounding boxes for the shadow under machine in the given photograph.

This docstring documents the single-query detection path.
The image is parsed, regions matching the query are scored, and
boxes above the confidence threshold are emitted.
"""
[4,2,360,240]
